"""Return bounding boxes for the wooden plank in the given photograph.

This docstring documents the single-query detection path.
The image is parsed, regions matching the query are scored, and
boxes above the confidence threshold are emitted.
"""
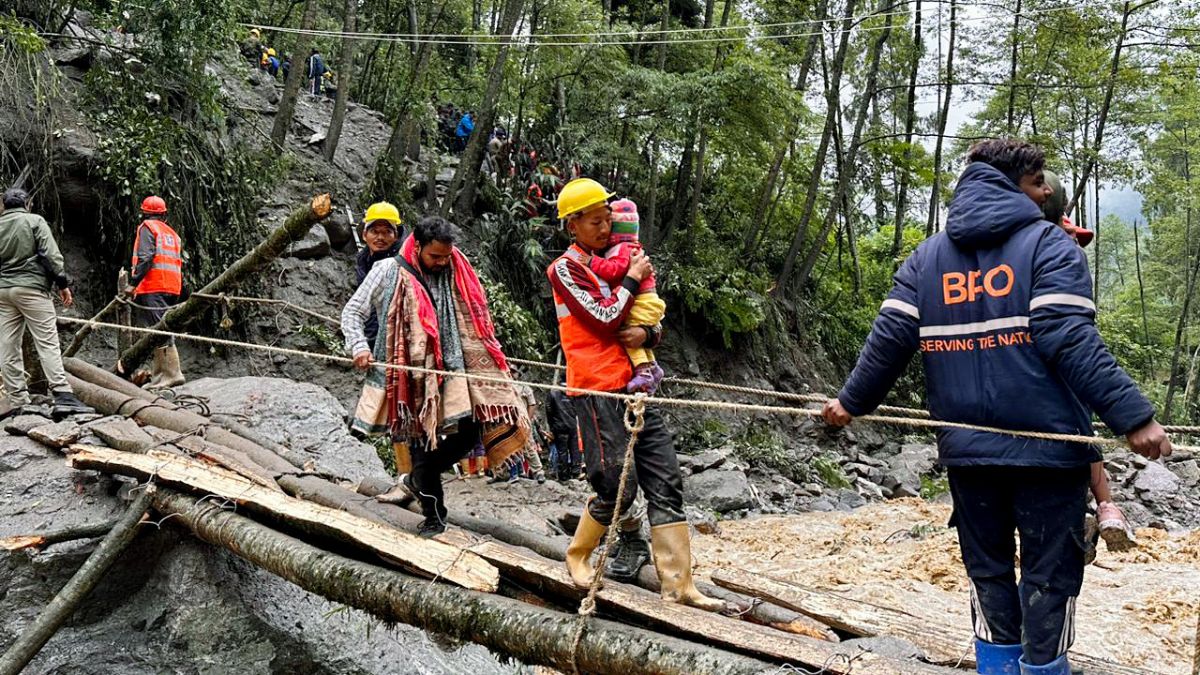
[437,530,952,675]
[67,444,498,592]
[712,568,1159,675]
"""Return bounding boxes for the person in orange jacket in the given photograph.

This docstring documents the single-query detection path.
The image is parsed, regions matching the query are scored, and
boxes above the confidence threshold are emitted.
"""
[125,195,185,388]
[1042,170,1133,552]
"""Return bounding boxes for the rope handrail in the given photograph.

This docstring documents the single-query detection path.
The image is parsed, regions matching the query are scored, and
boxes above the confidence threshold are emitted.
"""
[74,292,1200,435]
[54,316,1199,454]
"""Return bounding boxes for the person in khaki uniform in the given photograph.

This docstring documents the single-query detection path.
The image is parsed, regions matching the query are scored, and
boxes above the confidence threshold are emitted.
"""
[0,189,92,418]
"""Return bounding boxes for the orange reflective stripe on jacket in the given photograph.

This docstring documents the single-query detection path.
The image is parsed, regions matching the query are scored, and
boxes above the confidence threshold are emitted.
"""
[549,247,633,394]
[132,219,183,296]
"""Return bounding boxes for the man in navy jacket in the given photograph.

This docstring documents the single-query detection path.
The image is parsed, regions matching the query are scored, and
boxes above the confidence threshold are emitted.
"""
[822,139,1170,675]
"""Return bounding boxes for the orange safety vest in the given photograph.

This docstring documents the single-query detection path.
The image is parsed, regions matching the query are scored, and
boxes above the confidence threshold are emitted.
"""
[132,219,183,296]
[551,247,633,395]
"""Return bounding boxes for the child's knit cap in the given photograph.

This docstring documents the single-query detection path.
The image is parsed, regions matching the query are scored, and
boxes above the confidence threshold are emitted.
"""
[609,198,640,243]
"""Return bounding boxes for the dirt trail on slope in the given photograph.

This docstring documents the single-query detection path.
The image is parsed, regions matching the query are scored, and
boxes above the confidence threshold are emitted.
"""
[691,498,1198,674]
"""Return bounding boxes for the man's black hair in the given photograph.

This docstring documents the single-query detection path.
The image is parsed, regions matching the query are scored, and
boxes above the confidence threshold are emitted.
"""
[413,215,459,246]
[967,139,1045,187]
[2,188,29,209]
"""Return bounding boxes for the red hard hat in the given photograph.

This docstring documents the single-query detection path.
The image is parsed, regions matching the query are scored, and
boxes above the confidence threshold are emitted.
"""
[140,195,167,214]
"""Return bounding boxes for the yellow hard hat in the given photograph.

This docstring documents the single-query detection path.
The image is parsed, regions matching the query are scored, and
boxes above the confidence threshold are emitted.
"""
[557,178,615,220]
[364,202,401,227]
[267,48,276,56]
[250,28,261,38]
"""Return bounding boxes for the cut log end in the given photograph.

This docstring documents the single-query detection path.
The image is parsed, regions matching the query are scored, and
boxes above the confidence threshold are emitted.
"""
[310,193,332,220]
[0,536,47,551]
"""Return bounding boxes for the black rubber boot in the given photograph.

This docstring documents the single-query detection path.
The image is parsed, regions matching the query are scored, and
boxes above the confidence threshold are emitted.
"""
[52,391,95,420]
[605,528,651,583]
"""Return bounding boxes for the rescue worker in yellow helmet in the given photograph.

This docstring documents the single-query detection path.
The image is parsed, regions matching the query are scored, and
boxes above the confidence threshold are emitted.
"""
[355,202,405,345]
[549,178,725,611]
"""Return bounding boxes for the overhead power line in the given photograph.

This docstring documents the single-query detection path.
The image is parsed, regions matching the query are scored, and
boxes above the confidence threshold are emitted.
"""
[241,1,1186,48]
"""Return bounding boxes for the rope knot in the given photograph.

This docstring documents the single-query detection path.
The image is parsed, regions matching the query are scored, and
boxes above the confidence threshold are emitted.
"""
[623,392,647,435]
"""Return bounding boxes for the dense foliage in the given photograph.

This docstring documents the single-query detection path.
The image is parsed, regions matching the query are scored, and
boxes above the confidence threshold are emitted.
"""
[7,0,1200,424]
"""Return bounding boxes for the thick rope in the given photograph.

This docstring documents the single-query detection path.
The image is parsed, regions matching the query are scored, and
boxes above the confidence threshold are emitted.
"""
[55,317,1200,454]
[569,394,646,675]
[85,291,1200,434]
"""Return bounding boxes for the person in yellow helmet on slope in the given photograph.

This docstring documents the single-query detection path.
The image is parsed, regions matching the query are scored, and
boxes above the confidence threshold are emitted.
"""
[353,202,405,345]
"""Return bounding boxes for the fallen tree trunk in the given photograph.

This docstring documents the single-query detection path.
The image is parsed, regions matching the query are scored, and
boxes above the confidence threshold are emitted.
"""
[442,531,948,675]
[66,374,298,476]
[151,487,777,675]
[355,476,836,640]
[0,485,155,675]
[712,568,1157,675]
[116,193,332,374]
[68,444,498,592]
[0,519,122,552]
[66,359,306,470]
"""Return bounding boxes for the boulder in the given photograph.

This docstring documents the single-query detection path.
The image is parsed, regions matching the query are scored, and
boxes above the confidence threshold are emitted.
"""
[1169,459,1199,487]
[679,448,728,473]
[322,209,356,250]
[1132,462,1180,495]
[882,444,936,498]
[285,224,331,259]
[5,414,52,436]
[177,377,390,483]
[28,420,84,449]
[683,468,756,513]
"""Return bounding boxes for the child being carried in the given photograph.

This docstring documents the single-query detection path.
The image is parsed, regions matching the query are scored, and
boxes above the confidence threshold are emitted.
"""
[585,198,666,393]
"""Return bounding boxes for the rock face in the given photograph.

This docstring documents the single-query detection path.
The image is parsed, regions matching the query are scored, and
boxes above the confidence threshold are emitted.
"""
[177,376,389,483]
[684,468,756,513]
[0,376,516,675]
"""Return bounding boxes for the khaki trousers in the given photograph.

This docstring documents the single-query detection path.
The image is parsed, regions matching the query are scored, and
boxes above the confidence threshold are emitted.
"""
[0,287,71,406]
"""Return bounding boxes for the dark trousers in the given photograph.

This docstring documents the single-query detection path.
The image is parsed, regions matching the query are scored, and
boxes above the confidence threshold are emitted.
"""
[574,395,684,527]
[135,292,178,345]
[947,465,1089,666]
[409,419,481,524]
[552,428,581,476]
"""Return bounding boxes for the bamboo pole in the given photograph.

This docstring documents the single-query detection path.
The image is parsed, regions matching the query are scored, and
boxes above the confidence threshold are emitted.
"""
[0,485,155,675]
[150,487,778,675]
[115,194,332,374]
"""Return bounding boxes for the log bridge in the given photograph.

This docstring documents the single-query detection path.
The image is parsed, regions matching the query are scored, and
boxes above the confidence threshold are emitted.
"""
[0,357,1157,674]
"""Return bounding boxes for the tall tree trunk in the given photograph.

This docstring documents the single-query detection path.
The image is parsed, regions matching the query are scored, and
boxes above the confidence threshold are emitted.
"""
[889,0,922,262]
[641,0,671,247]
[1065,0,1132,218]
[1183,343,1200,421]
[1165,140,1198,421]
[323,0,360,162]
[683,0,734,242]
[270,0,318,152]
[370,1,444,201]
[742,0,827,255]
[446,0,526,221]
[775,0,860,294]
[925,0,956,236]
[793,3,892,293]
[1133,221,1152,372]
[1005,0,1021,133]
[1093,172,1102,300]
